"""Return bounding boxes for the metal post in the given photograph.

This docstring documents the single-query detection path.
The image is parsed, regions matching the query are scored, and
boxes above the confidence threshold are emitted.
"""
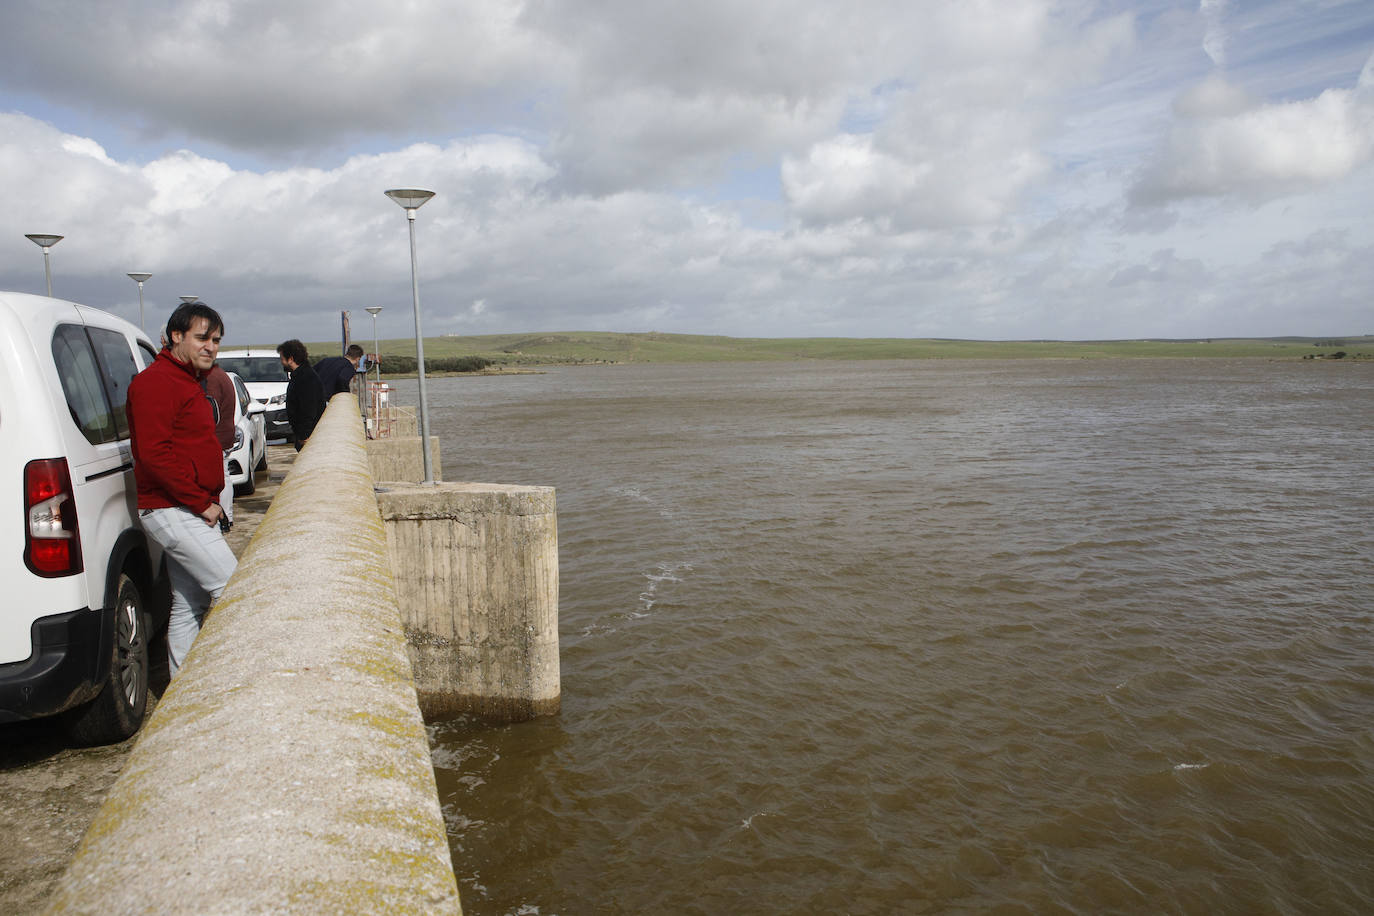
[406,211,434,484]
[384,188,435,482]
[25,234,63,297]
[368,310,382,387]
[128,273,152,336]
[364,307,383,436]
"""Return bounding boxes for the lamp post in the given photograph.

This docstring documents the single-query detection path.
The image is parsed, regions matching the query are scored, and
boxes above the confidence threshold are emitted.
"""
[363,306,384,434]
[127,272,152,335]
[384,188,436,484]
[364,306,383,384]
[25,234,63,297]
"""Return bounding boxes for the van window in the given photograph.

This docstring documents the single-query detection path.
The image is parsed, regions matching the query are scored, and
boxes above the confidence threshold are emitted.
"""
[88,328,141,440]
[51,325,142,445]
[52,325,117,445]
[138,340,158,367]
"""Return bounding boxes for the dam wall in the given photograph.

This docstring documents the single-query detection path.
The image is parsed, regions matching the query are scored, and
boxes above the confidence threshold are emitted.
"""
[45,396,462,914]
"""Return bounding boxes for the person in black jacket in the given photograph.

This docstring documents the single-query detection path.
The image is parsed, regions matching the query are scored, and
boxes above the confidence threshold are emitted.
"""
[276,339,326,451]
[314,343,364,397]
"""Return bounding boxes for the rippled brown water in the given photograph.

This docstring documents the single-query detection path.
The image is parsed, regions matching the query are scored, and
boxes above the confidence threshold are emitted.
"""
[403,359,1374,915]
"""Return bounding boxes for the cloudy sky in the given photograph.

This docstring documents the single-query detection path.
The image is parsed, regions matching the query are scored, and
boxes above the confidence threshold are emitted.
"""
[2,0,1372,345]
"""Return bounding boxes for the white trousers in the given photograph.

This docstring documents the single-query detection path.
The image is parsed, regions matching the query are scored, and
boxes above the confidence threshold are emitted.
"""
[139,507,237,677]
[219,455,234,523]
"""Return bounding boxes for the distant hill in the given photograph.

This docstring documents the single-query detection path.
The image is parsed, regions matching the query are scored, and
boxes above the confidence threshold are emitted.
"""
[304,331,1374,367]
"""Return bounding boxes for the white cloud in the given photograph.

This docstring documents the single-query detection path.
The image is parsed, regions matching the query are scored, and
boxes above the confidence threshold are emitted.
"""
[1172,73,1255,118]
[551,87,842,194]
[1133,63,1374,203]
[143,152,236,216]
[780,2,1132,230]
[781,135,923,226]
[1200,0,1229,68]
[1108,248,1208,287]
[2,1,1373,343]
[0,1,556,153]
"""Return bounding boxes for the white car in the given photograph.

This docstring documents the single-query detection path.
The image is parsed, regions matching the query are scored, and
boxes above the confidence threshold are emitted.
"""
[0,291,168,744]
[225,371,267,495]
[216,349,291,442]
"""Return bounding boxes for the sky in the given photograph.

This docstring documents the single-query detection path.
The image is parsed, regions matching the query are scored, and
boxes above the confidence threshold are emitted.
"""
[2,0,1373,346]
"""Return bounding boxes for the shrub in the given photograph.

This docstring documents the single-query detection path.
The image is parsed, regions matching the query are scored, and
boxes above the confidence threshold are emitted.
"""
[430,356,492,373]
[376,355,491,374]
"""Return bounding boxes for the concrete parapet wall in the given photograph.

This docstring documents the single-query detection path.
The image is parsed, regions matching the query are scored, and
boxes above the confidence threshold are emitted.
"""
[46,399,462,915]
[367,435,442,483]
[378,483,560,721]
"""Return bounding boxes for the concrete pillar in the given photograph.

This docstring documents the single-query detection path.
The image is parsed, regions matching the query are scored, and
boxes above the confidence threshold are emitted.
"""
[389,411,419,438]
[377,483,560,721]
[365,400,416,439]
[367,435,442,483]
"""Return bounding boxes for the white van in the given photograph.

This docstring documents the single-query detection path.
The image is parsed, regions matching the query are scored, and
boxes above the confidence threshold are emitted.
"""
[216,349,291,441]
[0,292,168,744]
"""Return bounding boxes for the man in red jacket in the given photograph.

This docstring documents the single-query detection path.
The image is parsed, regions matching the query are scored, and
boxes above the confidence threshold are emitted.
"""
[127,301,238,678]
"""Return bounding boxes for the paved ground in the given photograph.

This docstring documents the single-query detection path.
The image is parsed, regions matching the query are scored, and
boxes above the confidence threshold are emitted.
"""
[0,445,295,915]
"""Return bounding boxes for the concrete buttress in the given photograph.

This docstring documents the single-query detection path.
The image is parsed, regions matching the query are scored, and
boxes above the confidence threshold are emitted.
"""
[376,483,560,721]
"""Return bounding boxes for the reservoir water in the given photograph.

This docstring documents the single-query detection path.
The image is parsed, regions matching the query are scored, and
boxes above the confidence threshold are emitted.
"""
[395,359,1373,914]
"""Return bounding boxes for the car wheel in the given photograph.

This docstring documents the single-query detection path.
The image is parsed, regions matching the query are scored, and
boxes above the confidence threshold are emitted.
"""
[65,572,149,746]
[255,447,268,472]
[235,461,257,496]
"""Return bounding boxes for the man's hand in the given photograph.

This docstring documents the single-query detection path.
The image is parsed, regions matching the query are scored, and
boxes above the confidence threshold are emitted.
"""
[200,503,224,527]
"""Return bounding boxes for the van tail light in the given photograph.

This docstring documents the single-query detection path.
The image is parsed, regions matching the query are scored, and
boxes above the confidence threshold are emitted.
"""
[24,458,84,577]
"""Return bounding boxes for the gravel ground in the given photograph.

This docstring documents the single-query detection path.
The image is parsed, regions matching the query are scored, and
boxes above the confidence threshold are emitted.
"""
[0,445,295,914]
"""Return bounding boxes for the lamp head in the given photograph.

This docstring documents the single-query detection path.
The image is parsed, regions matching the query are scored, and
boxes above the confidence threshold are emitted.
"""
[25,233,63,250]
[384,189,436,212]
[128,272,152,284]
[365,306,384,317]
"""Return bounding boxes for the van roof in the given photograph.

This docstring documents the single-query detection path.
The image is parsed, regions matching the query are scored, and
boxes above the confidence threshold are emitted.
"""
[0,290,151,346]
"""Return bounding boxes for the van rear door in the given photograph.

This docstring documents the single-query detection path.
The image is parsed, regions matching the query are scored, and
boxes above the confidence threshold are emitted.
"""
[49,320,144,613]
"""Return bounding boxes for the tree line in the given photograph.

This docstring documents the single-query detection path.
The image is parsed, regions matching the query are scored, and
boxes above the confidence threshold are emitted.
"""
[376,355,492,374]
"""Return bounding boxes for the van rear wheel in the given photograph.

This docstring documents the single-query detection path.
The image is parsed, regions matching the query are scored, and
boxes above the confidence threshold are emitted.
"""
[64,572,149,746]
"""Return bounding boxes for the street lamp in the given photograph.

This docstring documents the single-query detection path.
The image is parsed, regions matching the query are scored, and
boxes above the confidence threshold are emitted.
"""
[25,234,63,297]
[127,272,152,335]
[363,306,384,436]
[364,306,383,384]
[384,188,436,484]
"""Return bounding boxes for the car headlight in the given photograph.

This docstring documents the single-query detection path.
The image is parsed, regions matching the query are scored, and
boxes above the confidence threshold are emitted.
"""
[267,394,286,406]
[234,428,244,449]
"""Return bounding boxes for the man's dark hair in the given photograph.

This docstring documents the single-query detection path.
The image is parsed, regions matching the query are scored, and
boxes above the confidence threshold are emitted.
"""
[277,339,310,366]
[165,301,224,343]
[346,344,365,359]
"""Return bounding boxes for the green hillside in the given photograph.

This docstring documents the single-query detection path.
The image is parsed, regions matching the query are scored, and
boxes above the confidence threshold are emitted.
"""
[300,331,1374,368]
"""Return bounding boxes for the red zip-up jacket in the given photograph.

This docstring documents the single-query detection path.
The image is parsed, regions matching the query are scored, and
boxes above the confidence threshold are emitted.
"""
[127,349,225,514]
